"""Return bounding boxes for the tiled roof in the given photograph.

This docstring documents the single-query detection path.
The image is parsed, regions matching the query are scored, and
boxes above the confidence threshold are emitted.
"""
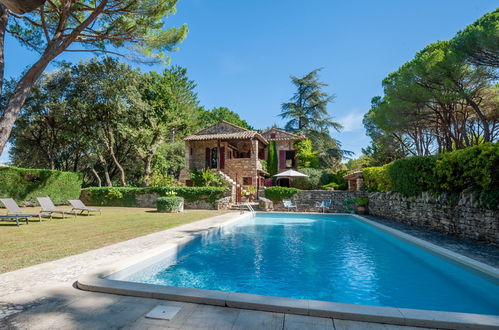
[185,121,268,144]
[261,127,306,141]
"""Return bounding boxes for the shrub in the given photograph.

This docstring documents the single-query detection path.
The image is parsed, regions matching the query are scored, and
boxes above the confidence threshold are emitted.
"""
[363,165,392,192]
[362,143,499,209]
[190,169,226,187]
[264,186,299,202]
[322,182,340,190]
[388,155,437,197]
[157,196,184,212]
[355,197,369,206]
[290,168,328,190]
[83,186,227,206]
[0,166,82,205]
[433,143,499,193]
[327,170,348,190]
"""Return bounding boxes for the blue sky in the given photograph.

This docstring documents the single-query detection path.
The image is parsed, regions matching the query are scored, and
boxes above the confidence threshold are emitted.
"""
[2,0,497,163]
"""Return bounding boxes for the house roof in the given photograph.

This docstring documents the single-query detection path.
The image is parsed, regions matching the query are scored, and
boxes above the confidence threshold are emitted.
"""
[261,127,306,141]
[184,121,268,144]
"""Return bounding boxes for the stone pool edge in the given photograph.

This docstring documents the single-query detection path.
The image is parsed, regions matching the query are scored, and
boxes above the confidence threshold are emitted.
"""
[77,211,499,330]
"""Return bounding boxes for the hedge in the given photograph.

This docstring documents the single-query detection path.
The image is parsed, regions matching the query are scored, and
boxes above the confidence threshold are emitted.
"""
[82,186,227,207]
[157,196,184,212]
[362,143,499,208]
[264,187,299,202]
[0,166,82,205]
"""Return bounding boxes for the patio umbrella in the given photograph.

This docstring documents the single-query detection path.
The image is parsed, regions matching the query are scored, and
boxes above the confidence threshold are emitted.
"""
[273,169,309,178]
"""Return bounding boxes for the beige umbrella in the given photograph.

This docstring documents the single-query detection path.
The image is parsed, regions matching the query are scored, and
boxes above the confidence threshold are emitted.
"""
[0,0,46,14]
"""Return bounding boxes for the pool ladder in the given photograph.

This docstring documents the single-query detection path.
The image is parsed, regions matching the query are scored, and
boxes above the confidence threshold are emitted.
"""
[244,202,256,217]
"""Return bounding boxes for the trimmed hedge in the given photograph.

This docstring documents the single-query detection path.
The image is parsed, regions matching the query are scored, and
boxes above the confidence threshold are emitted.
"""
[0,166,82,205]
[363,143,499,208]
[157,196,184,212]
[82,186,227,207]
[264,187,299,202]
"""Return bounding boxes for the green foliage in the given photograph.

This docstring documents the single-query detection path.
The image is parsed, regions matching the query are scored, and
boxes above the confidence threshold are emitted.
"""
[197,107,253,130]
[259,160,267,173]
[148,173,184,187]
[363,143,499,209]
[83,186,227,207]
[8,0,187,63]
[364,10,498,160]
[388,156,437,197]
[157,196,184,213]
[289,168,328,190]
[363,165,393,192]
[190,169,226,187]
[327,170,348,190]
[267,141,278,176]
[433,143,499,193]
[264,187,299,202]
[452,8,498,67]
[322,182,340,190]
[0,167,82,205]
[294,139,319,168]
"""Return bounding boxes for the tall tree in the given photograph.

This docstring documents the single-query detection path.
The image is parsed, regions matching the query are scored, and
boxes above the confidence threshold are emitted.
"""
[0,0,188,156]
[280,68,349,169]
[138,66,200,185]
[280,68,342,134]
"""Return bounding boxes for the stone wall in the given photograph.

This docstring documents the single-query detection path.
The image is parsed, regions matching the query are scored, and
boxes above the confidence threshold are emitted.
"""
[368,192,499,245]
[268,190,366,212]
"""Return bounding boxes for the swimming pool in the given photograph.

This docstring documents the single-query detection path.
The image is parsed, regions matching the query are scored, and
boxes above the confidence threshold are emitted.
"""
[119,213,499,315]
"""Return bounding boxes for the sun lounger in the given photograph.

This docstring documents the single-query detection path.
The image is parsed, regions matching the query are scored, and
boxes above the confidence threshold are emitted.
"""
[0,215,29,226]
[316,200,332,213]
[283,199,298,212]
[0,198,49,221]
[69,200,102,215]
[37,197,77,218]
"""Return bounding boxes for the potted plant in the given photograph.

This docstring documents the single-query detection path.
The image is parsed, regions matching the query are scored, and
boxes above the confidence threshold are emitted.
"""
[354,197,368,215]
[246,186,257,202]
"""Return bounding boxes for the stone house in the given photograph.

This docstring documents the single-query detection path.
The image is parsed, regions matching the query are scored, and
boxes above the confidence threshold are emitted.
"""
[178,122,305,190]
[179,121,268,189]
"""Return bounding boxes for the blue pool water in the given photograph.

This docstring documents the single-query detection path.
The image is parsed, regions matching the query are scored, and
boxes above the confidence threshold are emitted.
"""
[124,213,499,315]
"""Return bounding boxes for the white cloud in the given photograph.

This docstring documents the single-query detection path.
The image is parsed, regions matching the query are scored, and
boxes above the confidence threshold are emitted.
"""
[338,112,364,132]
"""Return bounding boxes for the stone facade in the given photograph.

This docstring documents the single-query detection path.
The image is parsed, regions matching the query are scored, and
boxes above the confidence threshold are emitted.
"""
[368,192,499,245]
[262,190,367,212]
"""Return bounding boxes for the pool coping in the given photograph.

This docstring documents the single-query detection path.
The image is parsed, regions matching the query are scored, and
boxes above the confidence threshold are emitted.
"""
[77,212,499,330]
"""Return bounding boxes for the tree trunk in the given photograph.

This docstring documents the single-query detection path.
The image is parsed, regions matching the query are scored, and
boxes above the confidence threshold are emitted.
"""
[142,135,162,186]
[103,131,126,187]
[98,154,112,187]
[0,4,7,98]
[0,47,60,155]
[91,167,102,187]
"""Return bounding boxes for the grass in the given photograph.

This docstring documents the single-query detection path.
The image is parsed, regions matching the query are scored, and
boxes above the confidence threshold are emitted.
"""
[0,206,229,273]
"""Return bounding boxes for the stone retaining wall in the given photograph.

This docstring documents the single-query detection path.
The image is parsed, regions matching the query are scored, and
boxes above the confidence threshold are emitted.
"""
[267,190,366,212]
[368,192,499,245]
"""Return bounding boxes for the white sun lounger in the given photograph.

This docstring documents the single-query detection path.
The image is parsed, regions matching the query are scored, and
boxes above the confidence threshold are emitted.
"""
[69,200,102,216]
[37,197,78,218]
[0,215,29,226]
[0,198,49,221]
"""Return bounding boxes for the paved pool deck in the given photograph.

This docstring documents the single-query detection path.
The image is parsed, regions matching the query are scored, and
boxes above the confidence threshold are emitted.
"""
[0,211,495,330]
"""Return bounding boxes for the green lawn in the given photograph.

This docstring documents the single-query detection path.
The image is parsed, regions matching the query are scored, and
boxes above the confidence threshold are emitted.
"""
[0,207,228,273]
